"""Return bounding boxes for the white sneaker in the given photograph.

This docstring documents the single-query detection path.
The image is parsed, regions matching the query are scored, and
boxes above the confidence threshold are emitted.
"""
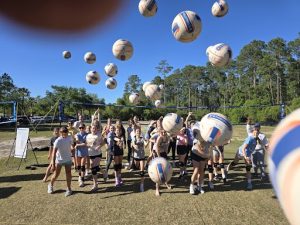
[199,188,205,194]
[189,184,195,195]
[140,183,144,192]
[91,185,98,192]
[47,184,53,194]
[78,176,81,182]
[208,181,214,190]
[65,189,72,197]
[79,181,84,187]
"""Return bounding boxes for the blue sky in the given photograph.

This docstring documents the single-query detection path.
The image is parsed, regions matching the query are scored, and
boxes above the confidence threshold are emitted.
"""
[0,0,299,103]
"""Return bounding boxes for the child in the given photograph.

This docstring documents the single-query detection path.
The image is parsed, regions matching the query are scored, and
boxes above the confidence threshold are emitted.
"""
[113,126,125,186]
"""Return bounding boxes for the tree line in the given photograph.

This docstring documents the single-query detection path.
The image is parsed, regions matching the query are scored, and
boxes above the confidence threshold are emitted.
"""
[0,34,299,124]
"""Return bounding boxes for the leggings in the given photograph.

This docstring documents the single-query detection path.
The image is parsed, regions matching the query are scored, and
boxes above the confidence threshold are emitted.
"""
[168,139,176,160]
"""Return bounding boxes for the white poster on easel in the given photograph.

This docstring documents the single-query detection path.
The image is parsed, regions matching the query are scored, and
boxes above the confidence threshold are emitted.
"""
[14,128,30,158]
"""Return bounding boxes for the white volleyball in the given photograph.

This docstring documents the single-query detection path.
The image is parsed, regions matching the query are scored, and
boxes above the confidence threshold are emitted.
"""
[84,52,96,64]
[105,78,117,89]
[112,39,133,61]
[86,71,100,85]
[142,81,152,92]
[172,10,202,43]
[129,93,140,104]
[206,43,232,67]
[138,0,158,17]
[145,84,161,101]
[162,113,183,136]
[104,63,118,77]
[212,0,229,17]
[62,50,71,59]
[199,112,232,146]
[155,100,162,108]
[159,84,164,90]
[148,157,173,184]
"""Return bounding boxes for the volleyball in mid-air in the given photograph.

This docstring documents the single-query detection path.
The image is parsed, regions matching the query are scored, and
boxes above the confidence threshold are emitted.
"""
[138,0,158,17]
[86,71,100,85]
[192,121,202,140]
[162,113,183,135]
[142,81,152,92]
[84,52,96,64]
[62,50,71,59]
[112,39,133,61]
[105,78,117,89]
[145,84,161,101]
[212,0,229,17]
[206,43,232,67]
[159,84,164,90]
[155,100,162,108]
[199,112,232,146]
[104,63,118,77]
[268,108,300,225]
[148,157,173,184]
[172,10,202,43]
[129,93,140,104]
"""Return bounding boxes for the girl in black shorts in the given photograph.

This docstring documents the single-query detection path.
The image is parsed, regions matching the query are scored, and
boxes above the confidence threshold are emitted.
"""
[113,126,125,187]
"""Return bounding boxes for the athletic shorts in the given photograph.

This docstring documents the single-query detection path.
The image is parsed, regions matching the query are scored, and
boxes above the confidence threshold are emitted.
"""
[76,148,88,157]
[177,145,188,155]
[114,148,124,156]
[191,152,207,162]
[89,154,102,160]
[160,152,168,159]
[134,157,145,161]
[56,160,72,166]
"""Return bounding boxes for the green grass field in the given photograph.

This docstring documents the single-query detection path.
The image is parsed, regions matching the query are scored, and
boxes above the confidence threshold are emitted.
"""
[0,125,288,225]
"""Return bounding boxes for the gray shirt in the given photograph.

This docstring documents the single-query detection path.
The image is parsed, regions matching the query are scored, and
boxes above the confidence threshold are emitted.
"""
[132,135,145,159]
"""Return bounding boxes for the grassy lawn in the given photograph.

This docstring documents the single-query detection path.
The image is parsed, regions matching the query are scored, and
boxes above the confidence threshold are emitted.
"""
[0,125,288,225]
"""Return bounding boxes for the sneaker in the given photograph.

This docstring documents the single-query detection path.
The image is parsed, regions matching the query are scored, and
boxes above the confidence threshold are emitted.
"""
[90,185,98,192]
[223,177,227,184]
[115,179,121,187]
[208,181,214,190]
[119,178,123,185]
[103,171,108,182]
[47,184,53,194]
[189,184,195,195]
[226,161,235,172]
[79,181,84,187]
[199,188,205,194]
[247,182,253,190]
[78,176,81,183]
[65,189,72,197]
[140,183,144,192]
[213,175,220,181]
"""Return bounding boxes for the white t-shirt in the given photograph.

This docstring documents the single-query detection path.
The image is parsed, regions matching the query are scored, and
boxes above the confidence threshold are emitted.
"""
[86,133,103,156]
[53,136,72,163]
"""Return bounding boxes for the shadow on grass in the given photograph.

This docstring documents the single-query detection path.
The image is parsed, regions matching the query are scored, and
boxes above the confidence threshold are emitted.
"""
[0,186,21,199]
[0,173,44,183]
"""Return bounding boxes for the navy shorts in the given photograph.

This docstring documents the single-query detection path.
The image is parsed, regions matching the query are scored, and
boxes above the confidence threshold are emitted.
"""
[191,152,207,162]
[177,145,188,155]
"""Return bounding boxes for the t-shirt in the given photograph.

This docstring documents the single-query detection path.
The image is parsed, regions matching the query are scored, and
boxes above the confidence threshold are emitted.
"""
[75,132,88,152]
[53,136,72,163]
[106,132,115,153]
[49,136,59,147]
[238,136,257,156]
[132,135,145,159]
[186,128,194,145]
[86,133,103,156]
[176,134,187,146]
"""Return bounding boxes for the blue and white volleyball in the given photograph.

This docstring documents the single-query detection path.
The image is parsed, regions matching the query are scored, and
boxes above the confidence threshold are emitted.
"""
[138,0,158,17]
[84,52,96,64]
[269,108,300,225]
[104,63,118,77]
[212,0,229,17]
[206,43,232,67]
[105,78,117,89]
[129,93,140,104]
[148,157,173,184]
[192,121,202,140]
[112,39,133,61]
[155,100,162,108]
[162,113,183,136]
[172,10,202,43]
[86,71,100,85]
[145,84,161,101]
[142,81,152,92]
[62,50,71,59]
[199,112,232,146]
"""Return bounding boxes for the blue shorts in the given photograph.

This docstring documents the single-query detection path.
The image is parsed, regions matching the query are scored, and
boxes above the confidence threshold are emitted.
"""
[76,148,88,157]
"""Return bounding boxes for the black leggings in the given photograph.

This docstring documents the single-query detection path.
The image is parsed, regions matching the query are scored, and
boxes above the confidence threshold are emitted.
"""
[168,139,176,160]
[127,140,132,163]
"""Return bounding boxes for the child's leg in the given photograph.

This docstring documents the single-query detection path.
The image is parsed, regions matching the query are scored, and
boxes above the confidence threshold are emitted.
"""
[50,164,62,186]
[65,164,72,191]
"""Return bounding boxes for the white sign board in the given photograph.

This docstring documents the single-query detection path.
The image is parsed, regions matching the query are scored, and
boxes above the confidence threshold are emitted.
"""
[14,128,30,158]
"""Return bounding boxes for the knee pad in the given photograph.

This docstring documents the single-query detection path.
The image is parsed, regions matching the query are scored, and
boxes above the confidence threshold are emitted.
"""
[220,163,225,169]
[81,166,86,172]
[208,165,213,173]
[246,164,252,172]
[178,162,185,167]
[140,171,145,177]
[91,166,98,175]
[213,163,219,168]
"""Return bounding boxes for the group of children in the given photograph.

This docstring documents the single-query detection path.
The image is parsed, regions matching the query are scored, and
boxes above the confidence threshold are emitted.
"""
[43,111,269,197]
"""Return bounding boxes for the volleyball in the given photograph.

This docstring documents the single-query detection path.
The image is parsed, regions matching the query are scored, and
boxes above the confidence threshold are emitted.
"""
[212,0,229,17]
[62,51,71,59]
[84,52,96,64]
[86,71,100,85]
[162,113,183,135]
[192,121,202,140]
[104,63,118,77]
[143,81,152,92]
[155,100,162,108]
[268,108,300,225]
[159,84,164,90]
[105,78,117,89]
[148,157,173,184]
[145,84,161,101]
[199,112,232,146]
[129,93,140,104]
[138,0,158,17]
[112,39,133,61]
[172,10,202,43]
[206,43,232,67]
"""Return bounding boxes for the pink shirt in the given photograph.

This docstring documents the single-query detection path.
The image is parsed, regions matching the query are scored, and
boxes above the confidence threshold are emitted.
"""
[176,134,187,146]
